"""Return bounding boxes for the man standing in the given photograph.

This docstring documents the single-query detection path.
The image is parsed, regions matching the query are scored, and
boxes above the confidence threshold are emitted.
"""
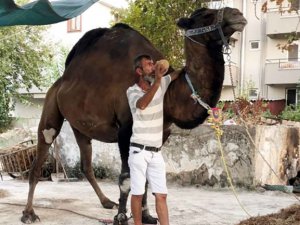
[126,54,178,225]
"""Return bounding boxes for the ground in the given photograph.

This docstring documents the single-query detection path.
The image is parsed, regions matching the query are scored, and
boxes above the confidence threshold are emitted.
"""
[0,174,299,225]
[237,204,300,225]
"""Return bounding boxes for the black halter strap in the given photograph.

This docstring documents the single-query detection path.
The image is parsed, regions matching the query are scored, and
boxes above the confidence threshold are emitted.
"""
[185,8,229,48]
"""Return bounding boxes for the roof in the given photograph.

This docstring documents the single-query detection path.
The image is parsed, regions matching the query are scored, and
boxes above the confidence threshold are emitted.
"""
[0,0,98,26]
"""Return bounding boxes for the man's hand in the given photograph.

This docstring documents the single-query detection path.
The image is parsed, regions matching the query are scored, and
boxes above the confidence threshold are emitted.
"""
[155,60,169,79]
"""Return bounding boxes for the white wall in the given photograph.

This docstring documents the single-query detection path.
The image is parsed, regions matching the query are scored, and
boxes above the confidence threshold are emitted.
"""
[266,86,286,100]
[241,0,263,93]
[47,1,121,49]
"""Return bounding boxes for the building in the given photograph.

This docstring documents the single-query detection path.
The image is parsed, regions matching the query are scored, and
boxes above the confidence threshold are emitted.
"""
[263,0,300,106]
[216,0,300,106]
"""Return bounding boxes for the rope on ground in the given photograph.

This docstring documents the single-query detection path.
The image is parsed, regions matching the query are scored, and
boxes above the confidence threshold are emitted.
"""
[0,202,114,224]
[208,109,252,218]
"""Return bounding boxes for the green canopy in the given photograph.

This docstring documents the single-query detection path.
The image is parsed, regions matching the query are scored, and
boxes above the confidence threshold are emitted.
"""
[0,0,98,26]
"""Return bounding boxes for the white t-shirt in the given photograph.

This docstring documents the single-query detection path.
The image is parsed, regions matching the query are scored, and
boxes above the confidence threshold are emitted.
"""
[126,75,171,148]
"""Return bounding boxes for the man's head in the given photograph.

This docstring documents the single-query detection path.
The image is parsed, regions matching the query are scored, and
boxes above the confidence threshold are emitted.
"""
[134,54,155,83]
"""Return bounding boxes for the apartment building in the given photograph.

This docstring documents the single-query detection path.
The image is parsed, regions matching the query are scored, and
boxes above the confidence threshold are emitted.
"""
[212,0,300,106]
[263,0,300,106]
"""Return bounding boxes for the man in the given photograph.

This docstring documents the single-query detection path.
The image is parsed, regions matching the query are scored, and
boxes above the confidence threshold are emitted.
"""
[126,54,179,225]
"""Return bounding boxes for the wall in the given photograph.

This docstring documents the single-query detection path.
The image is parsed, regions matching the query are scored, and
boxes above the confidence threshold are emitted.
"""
[52,122,300,188]
[1,122,299,187]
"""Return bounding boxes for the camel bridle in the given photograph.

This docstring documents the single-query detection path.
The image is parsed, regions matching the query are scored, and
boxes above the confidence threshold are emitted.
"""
[184,7,232,111]
[184,7,229,49]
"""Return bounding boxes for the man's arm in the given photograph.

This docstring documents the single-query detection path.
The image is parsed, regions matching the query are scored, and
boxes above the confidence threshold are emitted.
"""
[136,78,161,110]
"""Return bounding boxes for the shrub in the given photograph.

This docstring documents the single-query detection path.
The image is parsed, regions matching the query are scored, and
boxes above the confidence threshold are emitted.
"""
[279,105,300,122]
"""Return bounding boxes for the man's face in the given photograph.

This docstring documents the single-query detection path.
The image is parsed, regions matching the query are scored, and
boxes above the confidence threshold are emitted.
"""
[139,58,155,83]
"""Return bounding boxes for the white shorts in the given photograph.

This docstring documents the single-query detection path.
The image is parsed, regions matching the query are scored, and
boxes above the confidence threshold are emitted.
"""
[128,146,168,195]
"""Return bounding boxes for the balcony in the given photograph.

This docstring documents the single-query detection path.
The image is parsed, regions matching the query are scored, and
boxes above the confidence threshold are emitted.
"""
[266,10,300,39]
[223,63,238,87]
[265,59,300,85]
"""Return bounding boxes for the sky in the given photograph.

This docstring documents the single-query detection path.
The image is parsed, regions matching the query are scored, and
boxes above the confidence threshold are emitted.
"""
[100,0,129,9]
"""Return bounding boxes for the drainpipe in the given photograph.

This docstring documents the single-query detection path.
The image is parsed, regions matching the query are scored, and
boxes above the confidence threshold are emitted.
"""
[240,0,247,96]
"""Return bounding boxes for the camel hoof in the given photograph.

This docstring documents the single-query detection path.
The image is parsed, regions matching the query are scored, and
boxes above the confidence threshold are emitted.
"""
[21,210,40,224]
[113,213,128,225]
[103,199,118,209]
[142,214,158,224]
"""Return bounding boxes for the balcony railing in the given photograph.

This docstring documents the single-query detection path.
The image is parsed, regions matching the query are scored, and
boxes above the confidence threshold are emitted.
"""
[279,60,300,69]
[265,58,300,85]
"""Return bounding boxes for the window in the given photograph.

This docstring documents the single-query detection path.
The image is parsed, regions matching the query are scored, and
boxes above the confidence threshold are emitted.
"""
[286,88,297,107]
[291,0,300,10]
[67,16,82,32]
[250,40,260,50]
[288,44,298,61]
[249,88,259,100]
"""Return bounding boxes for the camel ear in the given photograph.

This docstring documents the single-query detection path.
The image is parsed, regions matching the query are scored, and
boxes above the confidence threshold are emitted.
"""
[177,17,192,29]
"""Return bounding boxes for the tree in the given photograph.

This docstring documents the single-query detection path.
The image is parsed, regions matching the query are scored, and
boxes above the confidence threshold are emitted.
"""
[115,0,207,68]
[0,24,55,131]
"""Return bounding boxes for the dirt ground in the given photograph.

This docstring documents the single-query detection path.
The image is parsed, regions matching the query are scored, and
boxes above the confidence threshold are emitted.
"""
[237,204,300,225]
[0,174,299,225]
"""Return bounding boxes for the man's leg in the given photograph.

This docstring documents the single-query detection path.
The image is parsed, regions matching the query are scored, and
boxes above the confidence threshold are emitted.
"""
[147,152,169,225]
[131,195,143,225]
[128,148,147,225]
[155,193,169,225]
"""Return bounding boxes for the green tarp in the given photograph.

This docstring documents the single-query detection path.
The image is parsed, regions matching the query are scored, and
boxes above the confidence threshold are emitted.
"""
[0,0,98,26]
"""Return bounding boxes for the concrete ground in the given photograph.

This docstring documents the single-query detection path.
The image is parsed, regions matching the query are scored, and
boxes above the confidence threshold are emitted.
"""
[0,174,299,225]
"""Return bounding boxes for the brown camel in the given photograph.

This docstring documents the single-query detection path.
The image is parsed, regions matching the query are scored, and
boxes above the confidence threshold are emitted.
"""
[21,7,247,225]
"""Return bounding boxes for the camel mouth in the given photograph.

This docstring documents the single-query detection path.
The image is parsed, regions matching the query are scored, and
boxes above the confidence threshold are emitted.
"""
[228,19,247,32]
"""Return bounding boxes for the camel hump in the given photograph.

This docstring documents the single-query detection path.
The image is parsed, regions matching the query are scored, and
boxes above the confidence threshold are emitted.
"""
[65,27,109,67]
[112,23,133,30]
[65,23,136,68]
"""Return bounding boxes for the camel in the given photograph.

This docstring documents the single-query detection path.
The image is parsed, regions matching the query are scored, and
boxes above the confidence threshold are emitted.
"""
[21,7,247,225]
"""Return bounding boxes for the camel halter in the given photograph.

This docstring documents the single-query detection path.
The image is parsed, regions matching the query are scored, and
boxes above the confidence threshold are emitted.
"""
[185,7,229,50]
[184,7,231,111]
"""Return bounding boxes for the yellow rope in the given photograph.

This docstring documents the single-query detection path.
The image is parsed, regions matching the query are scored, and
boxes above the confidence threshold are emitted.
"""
[208,109,252,217]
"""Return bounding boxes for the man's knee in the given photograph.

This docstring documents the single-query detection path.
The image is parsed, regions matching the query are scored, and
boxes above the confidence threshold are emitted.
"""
[132,195,144,200]
[154,193,167,201]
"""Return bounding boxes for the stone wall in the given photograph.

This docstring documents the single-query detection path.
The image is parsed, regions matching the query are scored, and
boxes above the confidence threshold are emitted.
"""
[1,121,300,187]
[163,125,255,187]
[55,122,300,187]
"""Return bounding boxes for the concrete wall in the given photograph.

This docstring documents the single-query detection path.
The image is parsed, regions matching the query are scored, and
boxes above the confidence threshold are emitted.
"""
[52,122,300,188]
[2,120,300,187]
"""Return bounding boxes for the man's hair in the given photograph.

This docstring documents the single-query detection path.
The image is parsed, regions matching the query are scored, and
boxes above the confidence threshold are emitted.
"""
[133,54,152,71]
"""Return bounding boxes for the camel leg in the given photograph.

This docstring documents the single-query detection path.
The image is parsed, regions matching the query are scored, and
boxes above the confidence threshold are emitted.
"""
[21,82,64,223]
[72,127,118,209]
[114,125,157,225]
[114,125,131,225]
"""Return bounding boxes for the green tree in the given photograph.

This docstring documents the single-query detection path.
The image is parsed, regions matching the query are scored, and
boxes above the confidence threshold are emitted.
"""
[115,0,206,68]
[0,24,54,131]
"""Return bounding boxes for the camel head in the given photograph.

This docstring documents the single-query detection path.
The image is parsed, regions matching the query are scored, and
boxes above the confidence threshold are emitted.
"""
[177,7,247,46]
